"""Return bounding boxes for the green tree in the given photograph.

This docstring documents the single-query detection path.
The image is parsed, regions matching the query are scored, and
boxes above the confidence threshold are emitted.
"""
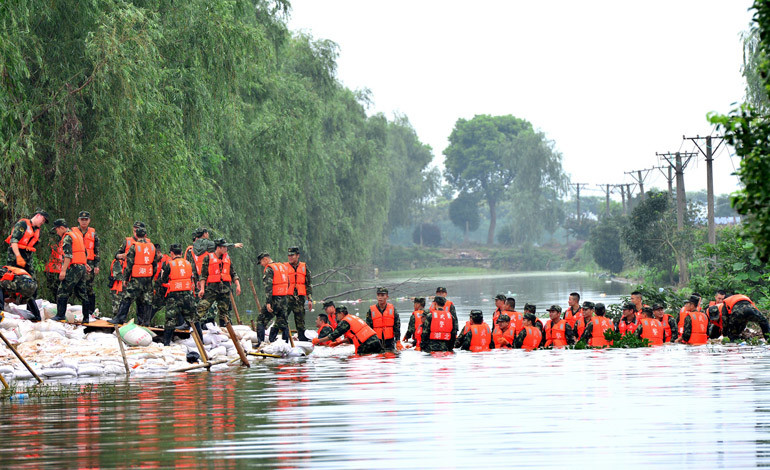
[589,216,624,273]
[412,223,441,247]
[710,1,770,261]
[444,114,566,245]
[448,192,480,243]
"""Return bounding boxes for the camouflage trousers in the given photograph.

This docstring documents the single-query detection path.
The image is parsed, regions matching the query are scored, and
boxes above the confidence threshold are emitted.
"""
[196,282,232,323]
[164,291,195,329]
[0,276,38,304]
[286,295,307,332]
[119,277,154,315]
[6,248,34,268]
[83,262,96,298]
[257,296,288,331]
[152,280,166,313]
[57,264,87,305]
[45,272,60,302]
[111,290,123,316]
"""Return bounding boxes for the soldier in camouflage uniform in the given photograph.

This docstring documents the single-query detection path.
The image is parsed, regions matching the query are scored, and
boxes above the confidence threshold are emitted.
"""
[707,295,770,341]
[108,254,125,317]
[49,219,89,322]
[158,244,196,346]
[150,243,171,324]
[110,223,157,325]
[256,252,289,343]
[72,211,100,322]
[0,265,41,321]
[5,209,49,268]
[196,239,241,326]
[43,237,62,302]
[316,306,384,355]
[420,296,458,352]
[285,246,313,341]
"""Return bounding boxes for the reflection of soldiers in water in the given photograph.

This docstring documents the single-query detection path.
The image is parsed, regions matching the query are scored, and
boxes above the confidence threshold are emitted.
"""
[708,295,770,340]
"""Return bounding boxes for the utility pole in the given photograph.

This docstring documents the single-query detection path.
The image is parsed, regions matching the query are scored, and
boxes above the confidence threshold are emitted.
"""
[598,184,613,217]
[656,151,698,285]
[684,135,725,245]
[619,184,627,215]
[654,165,674,198]
[570,183,588,225]
[625,168,653,201]
[625,183,635,211]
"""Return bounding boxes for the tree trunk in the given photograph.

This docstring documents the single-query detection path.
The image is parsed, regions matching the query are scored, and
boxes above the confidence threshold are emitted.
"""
[464,220,469,244]
[487,198,496,246]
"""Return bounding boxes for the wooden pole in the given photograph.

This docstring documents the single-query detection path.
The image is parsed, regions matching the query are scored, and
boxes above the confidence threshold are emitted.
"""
[225,320,250,367]
[288,329,295,348]
[113,325,130,376]
[229,292,242,325]
[0,330,43,384]
[172,358,227,373]
[190,326,210,369]
[0,371,9,389]
[248,352,283,358]
[248,278,262,312]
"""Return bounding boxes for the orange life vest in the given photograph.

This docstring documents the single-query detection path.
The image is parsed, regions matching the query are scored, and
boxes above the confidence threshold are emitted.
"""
[492,307,503,324]
[564,307,582,329]
[589,316,614,347]
[429,309,453,341]
[723,295,755,314]
[411,310,424,350]
[166,258,194,294]
[154,254,171,281]
[576,315,590,339]
[370,303,395,340]
[460,320,471,336]
[521,326,542,351]
[492,325,516,348]
[468,323,491,352]
[130,241,155,278]
[1,266,31,282]
[658,313,673,342]
[60,229,87,265]
[617,315,639,336]
[286,262,308,296]
[5,218,40,251]
[544,319,568,348]
[316,323,332,343]
[683,310,709,345]
[341,314,378,350]
[206,253,232,283]
[44,243,62,274]
[73,226,96,261]
[268,262,289,296]
[639,317,663,345]
[110,259,124,293]
[184,245,205,276]
[507,310,524,335]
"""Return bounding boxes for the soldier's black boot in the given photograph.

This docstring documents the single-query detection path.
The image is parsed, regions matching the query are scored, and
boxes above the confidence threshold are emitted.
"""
[51,297,68,322]
[268,327,278,343]
[297,329,309,342]
[27,299,42,322]
[256,324,266,346]
[162,326,174,346]
[175,313,189,330]
[143,304,156,326]
[282,327,290,342]
[80,299,91,325]
[88,293,96,316]
[194,322,204,340]
[109,299,130,325]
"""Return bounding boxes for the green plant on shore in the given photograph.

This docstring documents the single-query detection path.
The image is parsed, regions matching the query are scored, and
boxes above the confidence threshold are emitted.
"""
[1,382,129,401]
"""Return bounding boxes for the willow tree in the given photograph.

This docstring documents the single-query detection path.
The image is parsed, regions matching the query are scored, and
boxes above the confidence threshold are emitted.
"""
[444,114,566,245]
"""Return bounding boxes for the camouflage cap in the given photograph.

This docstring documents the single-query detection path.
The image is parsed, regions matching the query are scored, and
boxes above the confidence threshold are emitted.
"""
[652,303,665,310]
[34,209,50,222]
[288,246,300,255]
[414,297,426,306]
[433,295,446,306]
[257,251,270,261]
[322,300,335,309]
[376,287,389,294]
[547,304,562,313]
[495,294,507,301]
[49,218,67,233]
[435,286,447,293]
[497,313,510,323]
[523,313,537,324]
[215,238,234,248]
[642,306,654,315]
[622,302,635,310]
[337,305,348,314]
[169,244,182,254]
[595,303,606,315]
[524,303,536,313]
[78,211,91,219]
[582,301,596,310]
[470,309,483,320]
[687,295,701,305]
[133,221,146,229]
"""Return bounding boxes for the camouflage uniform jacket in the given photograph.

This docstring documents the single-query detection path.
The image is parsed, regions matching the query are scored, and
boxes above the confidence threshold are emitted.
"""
[365,303,401,340]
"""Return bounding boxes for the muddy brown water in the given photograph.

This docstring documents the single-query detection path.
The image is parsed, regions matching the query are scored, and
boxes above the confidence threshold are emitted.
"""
[2,272,769,468]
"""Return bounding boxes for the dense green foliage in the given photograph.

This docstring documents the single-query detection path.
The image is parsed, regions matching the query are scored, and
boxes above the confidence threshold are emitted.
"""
[710,1,770,261]
[448,192,480,241]
[0,1,434,307]
[412,223,442,247]
[443,114,567,245]
[588,216,624,273]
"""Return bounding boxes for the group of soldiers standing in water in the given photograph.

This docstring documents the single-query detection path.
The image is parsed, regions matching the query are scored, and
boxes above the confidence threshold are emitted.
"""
[313,287,770,354]
[3,209,770,355]
[1,210,315,348]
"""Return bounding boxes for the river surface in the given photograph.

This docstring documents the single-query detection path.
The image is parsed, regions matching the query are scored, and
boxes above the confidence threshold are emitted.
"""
[3,272,770,469]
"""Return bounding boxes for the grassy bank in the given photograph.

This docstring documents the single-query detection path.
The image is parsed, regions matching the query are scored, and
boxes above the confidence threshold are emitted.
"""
[379,266,500,279]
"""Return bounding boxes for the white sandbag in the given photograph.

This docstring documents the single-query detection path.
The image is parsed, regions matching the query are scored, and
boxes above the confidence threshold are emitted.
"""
[65,309,83,324]
[43,305,57,319]
[34,320,67,336]
[41,367,77,378]
[8,304,34,320]
[121,326,153,347]
[304,330,318,340]
[19,330,44,343]
[65,327,85,341]
[208,345,227,358]
[293,341,314,356]
[77,365,104,376]
[13,368,35,380]
[0,365,14,378]
[262,341,292,356]
[85,332,115,342]
[179,337,197,349]
[68,305,83,312]
[205,323,222,335]
[1,316,21,329]
[287,347,306,357]
[225,346,235,357]
[240,339,253,352]
[51,357,80,370]
[103,364,127,375]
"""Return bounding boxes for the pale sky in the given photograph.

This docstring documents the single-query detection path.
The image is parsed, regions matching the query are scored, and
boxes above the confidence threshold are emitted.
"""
[288,0,755,200]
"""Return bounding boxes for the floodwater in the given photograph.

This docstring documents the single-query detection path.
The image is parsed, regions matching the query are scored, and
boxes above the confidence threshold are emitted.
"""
[3,272,770,469]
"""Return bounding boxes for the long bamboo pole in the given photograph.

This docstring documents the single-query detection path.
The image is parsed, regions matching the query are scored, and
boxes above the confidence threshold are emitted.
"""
[113,325,130,375]
[229,292,242,325]
[172,358,227,373]
[0,330,42,384]
[248,278,263,312]
[225,319,250,367]
[190,326,210,369]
